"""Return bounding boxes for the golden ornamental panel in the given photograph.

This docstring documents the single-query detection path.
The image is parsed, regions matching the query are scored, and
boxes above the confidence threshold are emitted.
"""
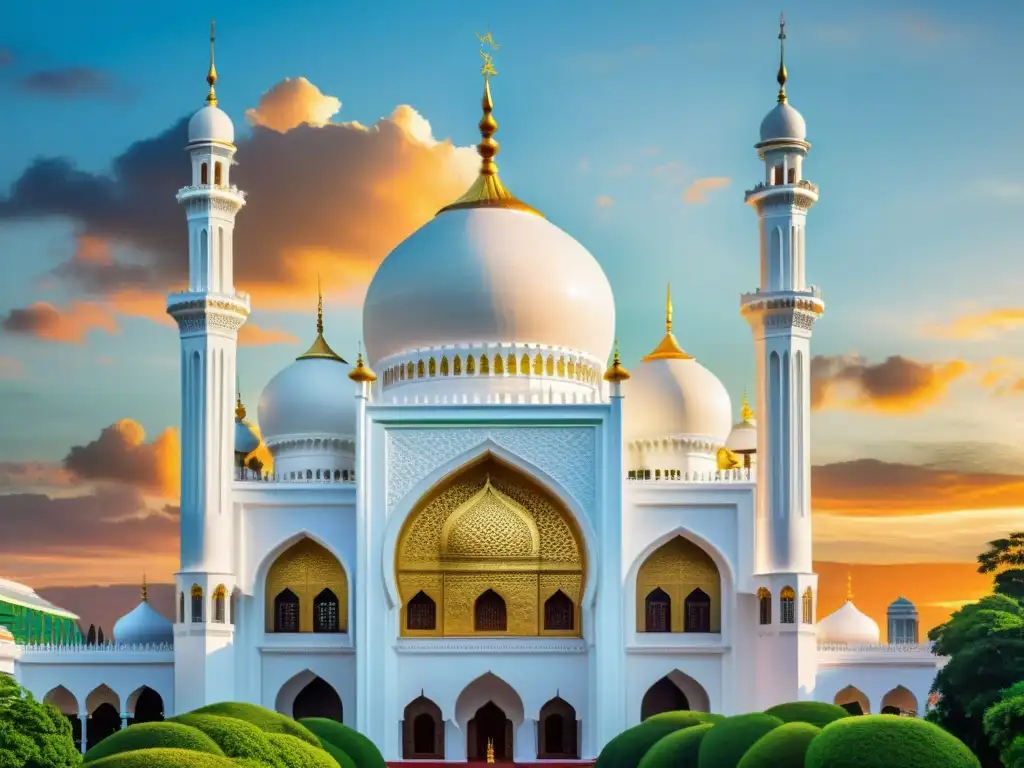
[635,536,721,633]
[443,572,538,636]
[265,538,348,632]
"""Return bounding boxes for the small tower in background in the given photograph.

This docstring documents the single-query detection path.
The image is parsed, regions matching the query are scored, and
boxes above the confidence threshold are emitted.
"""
[887,597,920,644]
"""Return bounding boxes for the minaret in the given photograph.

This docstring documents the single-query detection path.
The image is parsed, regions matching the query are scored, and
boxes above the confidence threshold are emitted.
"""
[742,16,823,708]
[167,21,248,715]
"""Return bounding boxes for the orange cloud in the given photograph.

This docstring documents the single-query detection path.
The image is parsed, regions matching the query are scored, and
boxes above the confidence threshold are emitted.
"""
[682,176,731,204]
[928,308,1024,340]
[245,76,342,132]
[238,323,299,347]
[811,353,968,413]
[978,357,1024,396]
[63,419,179,499]
[0,301,117,344]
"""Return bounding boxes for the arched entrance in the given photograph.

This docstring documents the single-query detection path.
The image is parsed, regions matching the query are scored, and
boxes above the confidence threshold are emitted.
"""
[264,537,348,634]
[403,695,444,759]
[834,685,870,715]
[635,536,721,633]
[44,686,80,751]
[880,685,918,716]
[469,701,512,761]
[86,684,121,747]
[293,677,343,721]
[128,686,164,724]
[538,696,578,758]
[454,672,524,762]
[640,671,710,720]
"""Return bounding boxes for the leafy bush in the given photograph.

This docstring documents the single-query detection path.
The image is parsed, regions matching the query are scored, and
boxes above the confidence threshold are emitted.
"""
[87,747,237,768]
[83,722,223,764]
[637,722,714,768]
[0,675,80,768]
[735,722,820,768]
[984,680,1024,763]
[763,701,850,728]
[190,702,320,746]
[266,733,339,768]
[315,738,357,768]
[168,713,281,765]
[299,719,385,768]
[696,713,784,768]
[1002,736,1024,768]
[804,715,981,768]
[595,712,722,768]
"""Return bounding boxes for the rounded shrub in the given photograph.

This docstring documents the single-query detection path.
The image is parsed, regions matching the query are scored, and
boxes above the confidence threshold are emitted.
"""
[804,715,981,768]
[87,747,237,768]
[316,738,358,768]
[300,718,386,768]
[736,722,820,768]
[596,712,722,768]
[169,713,281,765]
[83,722,224,764]
[638,722,715,768]
[697,713,784,768]
[763,701,850,728]
[189,702,320,746]
[266,733,340,768]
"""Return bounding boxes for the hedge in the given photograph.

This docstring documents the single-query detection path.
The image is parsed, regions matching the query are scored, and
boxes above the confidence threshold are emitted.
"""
[595,711,722,768]
[637,722,715,768]
[804,715,981,768]
[266,733,340,768]
[168,713,282,765]
[83,722,224,764]
[190,702,321,746]
[696,713,784,768]
[762,701,850,728]
[300,718,386,768]
[735,722,820,768]
[87,747,237,768]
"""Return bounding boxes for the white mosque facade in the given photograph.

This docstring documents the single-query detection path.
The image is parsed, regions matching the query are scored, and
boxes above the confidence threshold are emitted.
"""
[0,28,946,762]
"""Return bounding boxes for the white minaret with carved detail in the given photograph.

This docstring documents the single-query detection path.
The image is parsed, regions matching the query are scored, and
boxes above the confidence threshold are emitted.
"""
[168,22,248,714]
[742,17,823,708]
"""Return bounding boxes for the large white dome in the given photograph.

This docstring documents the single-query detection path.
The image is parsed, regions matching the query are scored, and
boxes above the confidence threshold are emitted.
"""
[113,592,173,646]
[258,354,355,445]
[363,207,616,365]
[817,600,881,645]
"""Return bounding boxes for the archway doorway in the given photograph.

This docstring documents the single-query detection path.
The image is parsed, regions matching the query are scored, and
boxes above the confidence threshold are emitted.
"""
[130,686,164,724]
[88,703,121,746]
[641,676,689,720]
[293,677,343,722]
[834,685,870,715]
[880,685,918,716]
[403,696,444,759]
[44,686,80,751]
[468,701,512,761]
[539,696,578,758]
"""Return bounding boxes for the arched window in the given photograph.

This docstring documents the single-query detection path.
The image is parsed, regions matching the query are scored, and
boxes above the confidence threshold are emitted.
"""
[474,589,507,632]
[313,589,340,632]
[212,584,227,623]
[683,588,711,633]
[403,696,443,759]
[407,591,436,631]
[480,354,490,374]
[546,355,555,376]
[539,697,578,758]
[440,356,449,376]
[200,162,208,184]
[507,354,517,375]
[417,360,425,378]
[306,469,313,480]
[644,588,671,633]
[773,165,783,185]
[274,589,299,632]
[780,586,796,624]
[521,353,530,374]
[533,353,543,375]
[334,470,341,481]
[494,354,503,374]
[453,356,462,375]
[178,592,185,623]
[544,590,574,631]
[802,587,813,624]
[758,587,772,625]
[214,162,222,185]
[190,585,204,623]
[428,357,436,377]
[466,355,476,375]
[557,357,566,377]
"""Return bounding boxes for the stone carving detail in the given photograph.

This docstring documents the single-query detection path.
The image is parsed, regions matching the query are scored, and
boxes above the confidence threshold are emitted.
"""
[761,311,817,331]
[386,427,596,513]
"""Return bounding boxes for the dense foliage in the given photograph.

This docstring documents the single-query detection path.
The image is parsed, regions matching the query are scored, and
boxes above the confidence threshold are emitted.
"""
[87,748,236,768]
[695,713,783,768]
[167,714,281,765]
[636,722,713,768]
[735,722,819,768]
[594,711,723,768]
[298,719,382,768]
[265,733,339,768]
[190,702,321,746]
[83,722,223,763]
[762,701,850,728]
[0,674,80,768]
[804,715,980,768]
[983,681,1024,768]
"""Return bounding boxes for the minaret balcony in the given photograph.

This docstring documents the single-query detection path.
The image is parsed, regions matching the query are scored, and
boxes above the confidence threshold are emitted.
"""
[166,290,251,318]
[175,183,247,207]
[744,178,818,208]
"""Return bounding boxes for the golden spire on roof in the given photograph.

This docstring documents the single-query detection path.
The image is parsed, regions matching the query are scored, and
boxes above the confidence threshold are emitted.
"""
[297,275,346,362]
[642,282,695,362]
[141,572,148,603]
[348,343,378,383]
[740,390,754,422]
[437,30,543,218]
[846,572,854,602]
[206,20,218,106]
[776,13,788,104]
[235,391,246,421]
[603,340,631,382]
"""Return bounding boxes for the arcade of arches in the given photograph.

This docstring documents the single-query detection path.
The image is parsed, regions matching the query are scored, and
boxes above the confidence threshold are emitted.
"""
[636,536,721,633]
[43,684,165,753]
[833,684,919,717]
[265,538,348,633]
[396,456,586,637]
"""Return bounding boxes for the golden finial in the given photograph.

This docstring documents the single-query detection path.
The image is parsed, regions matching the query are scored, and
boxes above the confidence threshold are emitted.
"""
[297,276,346,362]
[604,340,632,382]
[717,447,741,470]
[642,282,695,362]
[740,390,754,422]
[776,13,788,104]
[437,31,542,218]
[235,392,246,421]
[348,344,378,383]
[846,572,854,602]
[141,572,148,603]
[486,738,495,764]
[206,20,218,106]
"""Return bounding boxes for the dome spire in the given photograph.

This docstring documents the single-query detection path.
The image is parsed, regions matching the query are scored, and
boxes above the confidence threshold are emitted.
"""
[206,19,218,106]
[603,340,631,382]
[642,282,695,362]
[141,572,148,602]
[740,389,754,422]
[847,572,854,602]
[297,274,347,363]
[235,375,246,421]
[348,341,378,383]
[776,13,788,104]
[437,30,543,218]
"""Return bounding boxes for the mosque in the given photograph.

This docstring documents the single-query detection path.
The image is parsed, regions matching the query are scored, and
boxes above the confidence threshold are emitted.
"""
[0,21,945,763]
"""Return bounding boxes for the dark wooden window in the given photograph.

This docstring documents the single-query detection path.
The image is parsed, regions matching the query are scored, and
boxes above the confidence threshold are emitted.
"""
[544,590,573,631]
[758,588,772,625]
[314,588,340,632]
[644,588,671,632]
[407,591,436,631]
[683,588,711,633]
[780,587,796,624]
[190,587,203,623]
[274,589,299,632]
[474,589,507,632]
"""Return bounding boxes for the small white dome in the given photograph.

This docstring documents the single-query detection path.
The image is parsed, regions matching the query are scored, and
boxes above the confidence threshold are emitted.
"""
[258,354,355,446]
[725,394,757,454]
[817,600,881,645]
[759,102,806,143]
[363,207,616,366]
[235,419,260,456]
[189,105,235,144]
[113,599,172,646]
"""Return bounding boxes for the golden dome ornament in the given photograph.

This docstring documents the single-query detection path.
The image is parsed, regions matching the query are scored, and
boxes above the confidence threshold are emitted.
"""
[603,340,631,382]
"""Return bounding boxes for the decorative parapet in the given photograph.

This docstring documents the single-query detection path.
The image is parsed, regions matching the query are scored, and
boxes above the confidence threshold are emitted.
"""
[19,642,174,653]
[626,468,753,483]
[816,642,944,666]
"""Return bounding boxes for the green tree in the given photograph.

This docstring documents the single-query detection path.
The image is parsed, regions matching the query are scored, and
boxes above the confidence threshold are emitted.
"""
[927,593,1024,767]
[984,681,1024,767]
[0,675,81,768]
[978,532,1024,601]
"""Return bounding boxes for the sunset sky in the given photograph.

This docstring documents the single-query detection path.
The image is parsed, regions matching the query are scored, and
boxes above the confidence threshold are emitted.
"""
[0,0,1022,636]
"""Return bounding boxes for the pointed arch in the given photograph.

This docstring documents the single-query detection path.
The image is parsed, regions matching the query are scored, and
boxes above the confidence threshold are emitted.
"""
[539,696,578,758]
[212,584,227,623]
[802,587,813,624]
[260,533,349,633]
[403,695,444,759]
[834,685,870,715]
[276,669,343,722]
[544,590,574,631]
[454,672,525,745]
[43,685,78,715]
[127,685,165,723]
[644,588,671,633]
[640,671,710,720]
[880,685,917,716]
[407,590,437,631]
[190,584,204,623]
[780,586,796,624]
[758,587,772,625]
[683,588,712,633]
[474,589,507,632]
[635,535,721,633]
